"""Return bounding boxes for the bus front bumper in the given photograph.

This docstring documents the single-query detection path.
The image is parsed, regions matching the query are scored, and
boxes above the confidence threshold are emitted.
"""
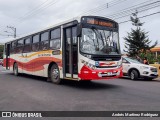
[78,66,123,80]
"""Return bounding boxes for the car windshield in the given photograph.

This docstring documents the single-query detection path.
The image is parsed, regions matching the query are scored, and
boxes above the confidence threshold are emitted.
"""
[125,57,142,64]
[80,28,120,55]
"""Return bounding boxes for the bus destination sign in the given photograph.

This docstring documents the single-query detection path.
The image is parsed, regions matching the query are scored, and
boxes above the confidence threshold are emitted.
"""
[82,17,115,28]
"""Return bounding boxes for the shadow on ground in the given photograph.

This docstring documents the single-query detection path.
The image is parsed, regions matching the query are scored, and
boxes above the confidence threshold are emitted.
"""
[121,77,160,82]
[60,80,121,90]
[8,73,121,90]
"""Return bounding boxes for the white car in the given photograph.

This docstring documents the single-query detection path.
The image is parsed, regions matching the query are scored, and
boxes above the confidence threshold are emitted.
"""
[122,57,158,80]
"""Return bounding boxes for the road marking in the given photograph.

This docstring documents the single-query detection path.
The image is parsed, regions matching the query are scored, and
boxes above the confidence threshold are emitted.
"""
[0,71,12,74]
[1,71,9,72]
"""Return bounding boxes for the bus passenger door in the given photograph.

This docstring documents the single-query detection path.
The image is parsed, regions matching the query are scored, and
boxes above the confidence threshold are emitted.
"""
[22,40,33,75]
[6,43,10,70]
[63,26,78,79]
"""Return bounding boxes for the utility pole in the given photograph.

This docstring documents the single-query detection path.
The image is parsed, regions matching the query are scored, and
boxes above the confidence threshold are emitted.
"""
[5,26,16,38]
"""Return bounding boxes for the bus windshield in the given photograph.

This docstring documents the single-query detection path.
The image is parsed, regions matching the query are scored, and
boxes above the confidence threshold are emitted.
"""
[80,28,120,55]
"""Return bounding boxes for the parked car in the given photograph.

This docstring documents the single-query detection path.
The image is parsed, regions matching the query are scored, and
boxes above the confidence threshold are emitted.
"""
[122,56,158,80]
[0,59,3,66]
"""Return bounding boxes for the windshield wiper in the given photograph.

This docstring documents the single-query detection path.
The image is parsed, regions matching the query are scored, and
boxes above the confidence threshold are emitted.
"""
[91,28,99,50]
[91,27,105,51]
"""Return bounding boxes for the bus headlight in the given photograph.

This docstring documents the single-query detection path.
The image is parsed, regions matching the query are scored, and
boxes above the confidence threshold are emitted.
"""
[81,59,96,70]
[87,63,96,70]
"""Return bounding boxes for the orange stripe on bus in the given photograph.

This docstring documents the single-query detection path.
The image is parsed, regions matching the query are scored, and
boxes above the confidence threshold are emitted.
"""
[19,50,62,58]
[4,57,62,72]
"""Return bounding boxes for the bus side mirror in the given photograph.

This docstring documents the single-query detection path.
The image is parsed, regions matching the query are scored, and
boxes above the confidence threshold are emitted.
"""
[77,24,82,37]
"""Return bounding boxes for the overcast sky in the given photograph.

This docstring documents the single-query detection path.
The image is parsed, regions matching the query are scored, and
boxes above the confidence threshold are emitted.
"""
[0,0,160,51]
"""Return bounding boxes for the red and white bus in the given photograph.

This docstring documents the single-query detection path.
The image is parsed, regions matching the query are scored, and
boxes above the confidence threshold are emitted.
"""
[3,16,123,84]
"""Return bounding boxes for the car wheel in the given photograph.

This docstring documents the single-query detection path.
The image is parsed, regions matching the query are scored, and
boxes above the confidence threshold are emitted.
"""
[130,70,138,80]
[13,63,19,76]
[50,64,61,84]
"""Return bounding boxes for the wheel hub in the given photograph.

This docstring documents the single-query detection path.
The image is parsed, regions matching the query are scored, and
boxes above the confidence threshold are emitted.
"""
[52,68,59,79]
[131,72,135,79]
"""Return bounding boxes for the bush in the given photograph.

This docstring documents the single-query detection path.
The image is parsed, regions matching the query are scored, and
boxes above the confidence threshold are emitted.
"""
[139,52,159,64]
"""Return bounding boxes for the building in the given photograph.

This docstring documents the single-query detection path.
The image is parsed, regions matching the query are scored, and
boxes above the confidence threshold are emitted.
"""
[151,45,160,58]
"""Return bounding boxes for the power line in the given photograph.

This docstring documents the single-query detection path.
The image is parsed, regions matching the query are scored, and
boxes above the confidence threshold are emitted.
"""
[112,1,160,20]
[0,0,59,38]
[119,11,160,24]
[62,0,158,24]
[3,0,159,38]
[14,0,59,26]
[17,0,51,20]
[6,26,16,38]
[7,0,58,27]
[18,0,57,19]
[0,0,55,33]
[58,0,129,24]
[104,0,159,19]
[79,0,128,16]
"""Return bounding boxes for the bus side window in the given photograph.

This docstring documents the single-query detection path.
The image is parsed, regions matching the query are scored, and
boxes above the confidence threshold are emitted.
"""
[50,28,61,49]
[11,41,17,54]
[40,31,49,50]
[32,34,40,52]
[23,38,31,53]
[17,39,24,54]
[4,43,7,55]
[10,42,13,54]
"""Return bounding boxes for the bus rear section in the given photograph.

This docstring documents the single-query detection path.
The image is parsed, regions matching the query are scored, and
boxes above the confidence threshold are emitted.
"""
[3,16,123,84]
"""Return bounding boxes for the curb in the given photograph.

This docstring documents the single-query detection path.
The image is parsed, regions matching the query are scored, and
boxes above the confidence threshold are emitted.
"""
[154,77,160,81]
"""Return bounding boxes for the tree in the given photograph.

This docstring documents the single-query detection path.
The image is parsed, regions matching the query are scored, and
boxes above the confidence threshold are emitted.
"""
[124,10,157,57]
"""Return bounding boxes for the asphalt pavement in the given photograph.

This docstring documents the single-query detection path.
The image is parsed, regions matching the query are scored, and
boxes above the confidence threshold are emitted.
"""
[0,66,160,119]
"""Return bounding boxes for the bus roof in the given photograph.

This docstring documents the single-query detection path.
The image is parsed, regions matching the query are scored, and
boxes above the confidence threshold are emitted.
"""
[5,16,81,44]
[4,16,118,44]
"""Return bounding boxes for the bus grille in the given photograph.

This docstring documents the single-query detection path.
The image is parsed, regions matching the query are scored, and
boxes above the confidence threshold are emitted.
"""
[96,66,117,68]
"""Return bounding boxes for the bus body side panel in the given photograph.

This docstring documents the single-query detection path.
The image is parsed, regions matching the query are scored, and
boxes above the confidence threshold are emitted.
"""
[17,53,23,73]
[8,54,24,73]
[14,50,63,78]
[3,50,62,78]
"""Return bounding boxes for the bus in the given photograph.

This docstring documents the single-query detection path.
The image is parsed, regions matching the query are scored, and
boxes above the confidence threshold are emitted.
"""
[3,16,123,84]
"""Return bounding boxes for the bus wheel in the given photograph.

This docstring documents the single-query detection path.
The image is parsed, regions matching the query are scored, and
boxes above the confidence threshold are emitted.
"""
[13,63,19,76]
[50,64,61,84]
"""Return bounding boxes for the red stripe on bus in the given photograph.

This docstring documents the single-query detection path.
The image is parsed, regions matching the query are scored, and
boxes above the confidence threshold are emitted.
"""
[3,57,62,72]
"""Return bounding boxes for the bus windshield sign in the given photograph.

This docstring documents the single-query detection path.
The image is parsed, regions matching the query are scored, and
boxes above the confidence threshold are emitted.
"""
[81,17,116,28]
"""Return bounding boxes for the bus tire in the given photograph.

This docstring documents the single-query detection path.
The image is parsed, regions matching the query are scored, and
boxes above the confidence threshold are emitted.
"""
[13,63,19,76]
[50,64,61,84]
